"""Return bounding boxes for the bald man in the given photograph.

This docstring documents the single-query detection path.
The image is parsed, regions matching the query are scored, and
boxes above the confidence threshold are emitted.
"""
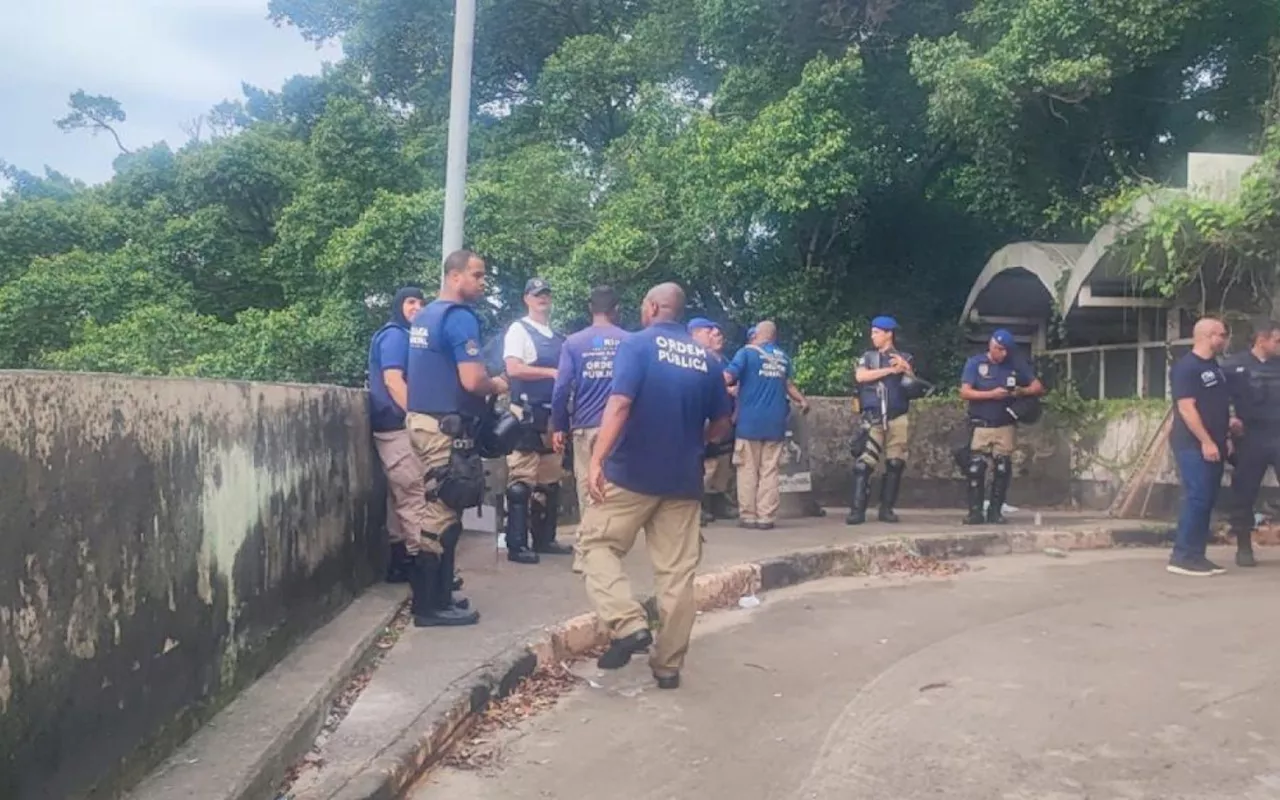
[577,283,733,690]
[1167,317,1232,577]
[725,321,809,529]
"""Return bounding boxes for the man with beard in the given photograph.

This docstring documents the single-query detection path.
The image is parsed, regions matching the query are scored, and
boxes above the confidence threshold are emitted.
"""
[404,250,509,626]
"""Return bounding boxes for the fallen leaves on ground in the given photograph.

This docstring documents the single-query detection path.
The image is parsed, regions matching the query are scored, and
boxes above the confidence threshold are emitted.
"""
[871,552,970,578]
[442,660,588,771]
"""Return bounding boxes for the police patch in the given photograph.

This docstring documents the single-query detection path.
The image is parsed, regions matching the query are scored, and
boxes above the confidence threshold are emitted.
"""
[465,339,480,357]
[978,363,990,378]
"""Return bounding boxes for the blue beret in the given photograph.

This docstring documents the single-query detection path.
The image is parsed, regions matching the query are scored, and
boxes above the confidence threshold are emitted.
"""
[870,316,898,332]
[687,317,721,333]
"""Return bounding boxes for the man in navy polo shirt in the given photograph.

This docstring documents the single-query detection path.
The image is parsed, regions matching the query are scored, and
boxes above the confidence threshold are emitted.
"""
[726,321,809,530]
[1167,317,1232,576]
[577,283,733,690]
[550,285,628,514]
[958,329,1044,525]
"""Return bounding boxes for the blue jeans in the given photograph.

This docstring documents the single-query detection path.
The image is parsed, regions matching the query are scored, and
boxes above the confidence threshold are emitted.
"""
[1172,446,1224,562]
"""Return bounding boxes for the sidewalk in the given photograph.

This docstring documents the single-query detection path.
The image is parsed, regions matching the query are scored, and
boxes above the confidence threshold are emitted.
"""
[278,509,1158,800]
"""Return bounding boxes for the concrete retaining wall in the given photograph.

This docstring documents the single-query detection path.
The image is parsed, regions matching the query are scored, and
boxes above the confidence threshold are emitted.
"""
[803,396,1275,515]
[0,371,383,800]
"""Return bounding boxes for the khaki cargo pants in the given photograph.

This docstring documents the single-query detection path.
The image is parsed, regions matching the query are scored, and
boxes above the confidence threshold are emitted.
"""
[970,425,1016,458]
[703,452,733,494]
[734,439,783,524]
[402,412,462,554]
[573,482,701,677]
[572,426,601,513]
[507,406,563,488]
[859,414,910,471]
[373,428,436,554]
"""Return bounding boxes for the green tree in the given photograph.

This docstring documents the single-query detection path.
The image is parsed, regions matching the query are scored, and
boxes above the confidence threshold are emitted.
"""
[55,90,132,154]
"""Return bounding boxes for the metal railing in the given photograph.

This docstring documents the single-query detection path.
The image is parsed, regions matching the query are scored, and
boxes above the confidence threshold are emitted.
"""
[1039,338,1194,400]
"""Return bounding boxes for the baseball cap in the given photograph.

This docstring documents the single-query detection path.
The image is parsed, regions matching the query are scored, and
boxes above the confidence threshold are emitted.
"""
[870,315,898,332]
[687,317,721,333]
[524,278,552,296]
[991,329,1015,349]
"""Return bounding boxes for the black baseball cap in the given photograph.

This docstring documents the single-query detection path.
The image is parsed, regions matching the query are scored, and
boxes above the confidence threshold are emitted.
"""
[524,278,552,296]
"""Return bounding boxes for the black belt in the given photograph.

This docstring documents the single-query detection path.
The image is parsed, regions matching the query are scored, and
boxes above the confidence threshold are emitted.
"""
[863,410,908,423]
[969,419,1014,429]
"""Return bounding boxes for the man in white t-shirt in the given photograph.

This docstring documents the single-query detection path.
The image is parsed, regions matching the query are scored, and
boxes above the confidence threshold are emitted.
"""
[502,278,571,563]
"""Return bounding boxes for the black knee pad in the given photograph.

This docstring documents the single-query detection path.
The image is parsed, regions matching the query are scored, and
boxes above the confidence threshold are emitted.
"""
[506,481,532,505]
[885,458,906,473]
[966,456,987,480]
[992,455,1011,476]
[853,460,873,477]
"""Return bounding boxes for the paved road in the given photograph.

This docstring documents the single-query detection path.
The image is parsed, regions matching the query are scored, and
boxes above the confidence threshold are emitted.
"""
[415,548,1280,800]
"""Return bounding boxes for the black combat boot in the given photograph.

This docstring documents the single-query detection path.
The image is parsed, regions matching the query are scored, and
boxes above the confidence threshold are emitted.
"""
[987,456,1012,524]
[845,462,872,525]
[505,482,540,564]
[963,456,987,525]
[410,548,479,627]
[385,540,411,584]
[436,523,470,611]
[597,628,654,669]
[532,484,573,555]
[878,459,905,523]
[1236,528,1258,567]
[710,492,738,520]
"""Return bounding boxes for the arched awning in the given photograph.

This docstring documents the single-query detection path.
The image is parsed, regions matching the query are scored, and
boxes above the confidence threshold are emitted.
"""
[958,242,1086,325]
[1057,189,1180,316]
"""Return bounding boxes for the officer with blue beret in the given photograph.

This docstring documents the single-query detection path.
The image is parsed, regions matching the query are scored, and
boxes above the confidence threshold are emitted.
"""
[958,329,1045,525]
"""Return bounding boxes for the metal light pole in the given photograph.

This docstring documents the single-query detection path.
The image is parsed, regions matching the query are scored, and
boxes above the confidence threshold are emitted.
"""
[441,0,477,281]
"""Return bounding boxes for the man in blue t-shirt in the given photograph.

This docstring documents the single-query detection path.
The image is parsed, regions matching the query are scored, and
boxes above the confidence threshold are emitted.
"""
[1167,317,1231,576]
[958,329,1045,525]
[368,285,426,584]
[577,283,732,690]
[725,321,809,530]
[690,317,737,525]
[551,286,628,515]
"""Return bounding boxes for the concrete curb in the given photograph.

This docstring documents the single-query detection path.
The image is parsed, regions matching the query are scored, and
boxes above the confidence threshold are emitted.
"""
[126,586,406,800]
[328,524,1170,800]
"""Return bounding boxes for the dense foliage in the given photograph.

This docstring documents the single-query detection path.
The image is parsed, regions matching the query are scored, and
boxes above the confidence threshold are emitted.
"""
[2,0,1278,392]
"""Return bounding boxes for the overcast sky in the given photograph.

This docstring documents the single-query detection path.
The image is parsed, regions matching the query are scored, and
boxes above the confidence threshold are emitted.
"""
[0,0,342,185]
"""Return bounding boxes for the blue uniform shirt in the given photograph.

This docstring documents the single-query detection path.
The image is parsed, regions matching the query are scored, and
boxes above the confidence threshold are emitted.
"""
[406,300,487,418]
[551,323,628,432]
[961,352,1035,426]
[1170,352,1230,451]
[604,322,733,499]
[368,323,411,432]
[727,343,793,441]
